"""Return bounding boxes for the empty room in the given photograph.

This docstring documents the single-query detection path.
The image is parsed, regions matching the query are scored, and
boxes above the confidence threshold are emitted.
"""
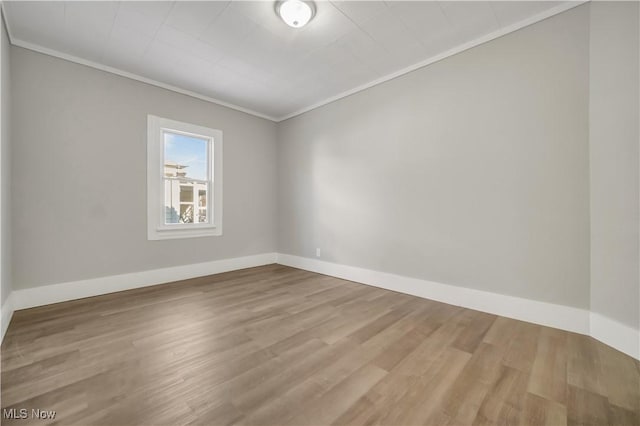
[0,0,638,425]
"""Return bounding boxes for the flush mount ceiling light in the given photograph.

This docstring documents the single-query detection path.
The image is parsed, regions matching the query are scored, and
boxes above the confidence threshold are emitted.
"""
[276,0,315,28]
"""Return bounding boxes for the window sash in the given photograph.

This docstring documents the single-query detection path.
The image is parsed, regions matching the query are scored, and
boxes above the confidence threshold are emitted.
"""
[163,176,210,184]
[158,130,214,230]
[162,178,213,227]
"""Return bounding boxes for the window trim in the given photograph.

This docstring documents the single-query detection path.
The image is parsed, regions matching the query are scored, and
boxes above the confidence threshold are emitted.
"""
[147,115,223,240]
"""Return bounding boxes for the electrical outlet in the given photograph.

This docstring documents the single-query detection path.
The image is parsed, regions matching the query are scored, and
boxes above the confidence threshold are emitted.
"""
[316,248,321,257]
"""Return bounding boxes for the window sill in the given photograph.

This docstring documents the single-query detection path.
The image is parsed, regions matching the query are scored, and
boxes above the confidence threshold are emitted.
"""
[148,226,222,240]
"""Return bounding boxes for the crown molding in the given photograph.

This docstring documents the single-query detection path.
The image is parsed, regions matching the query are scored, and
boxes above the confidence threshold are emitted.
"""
[2,1,587,123]
[9,38,279,122]
[276,0,588,121]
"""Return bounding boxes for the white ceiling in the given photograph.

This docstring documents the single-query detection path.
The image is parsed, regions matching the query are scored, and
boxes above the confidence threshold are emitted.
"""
[3,1,580,121]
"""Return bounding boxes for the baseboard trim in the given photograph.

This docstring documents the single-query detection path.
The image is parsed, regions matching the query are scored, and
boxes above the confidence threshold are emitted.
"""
[277,254,640,361]
[1,292,15,342]
[5,252,638,361]
[277,254,590,335]
[590,312,640,360]
[12,253,278,311]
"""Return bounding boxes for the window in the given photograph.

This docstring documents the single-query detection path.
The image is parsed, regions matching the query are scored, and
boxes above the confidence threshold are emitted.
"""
[147,115,222,240]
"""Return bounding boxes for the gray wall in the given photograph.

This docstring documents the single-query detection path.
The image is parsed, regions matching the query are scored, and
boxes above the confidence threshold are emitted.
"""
[11,47,278,290]
[7,2,638,331]
[1,12,11,306]
[589,2,640,330]
[277,5,591,309]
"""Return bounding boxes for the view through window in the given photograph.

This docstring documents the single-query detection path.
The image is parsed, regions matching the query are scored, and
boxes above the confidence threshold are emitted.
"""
[163,132,210,225]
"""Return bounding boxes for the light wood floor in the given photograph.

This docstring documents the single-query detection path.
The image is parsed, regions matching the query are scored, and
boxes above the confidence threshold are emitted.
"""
[1,265,638,426]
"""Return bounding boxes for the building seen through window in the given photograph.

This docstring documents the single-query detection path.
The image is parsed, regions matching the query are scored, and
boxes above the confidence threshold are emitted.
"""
[163,132,209,225]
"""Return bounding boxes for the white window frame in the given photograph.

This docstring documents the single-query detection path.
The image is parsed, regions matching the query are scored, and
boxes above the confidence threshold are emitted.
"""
[147,115,222,240]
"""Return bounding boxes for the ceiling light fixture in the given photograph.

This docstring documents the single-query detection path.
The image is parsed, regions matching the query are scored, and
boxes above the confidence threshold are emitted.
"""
[276,0,315,29]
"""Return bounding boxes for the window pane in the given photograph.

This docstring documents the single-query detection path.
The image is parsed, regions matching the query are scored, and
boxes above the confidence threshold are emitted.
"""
[180,185,193,203]
[164,180,208,225]
[180,204,194,223]
[163,131,208,181]
[195,185,208,223]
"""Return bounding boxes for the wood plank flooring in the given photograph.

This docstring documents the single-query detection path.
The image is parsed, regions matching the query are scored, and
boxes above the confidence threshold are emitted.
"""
[1,264,638,425]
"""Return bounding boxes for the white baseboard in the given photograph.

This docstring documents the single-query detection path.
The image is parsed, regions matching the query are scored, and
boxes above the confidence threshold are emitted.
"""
[277,254,640,361]
[590,312,640,360]
[3,251,637,361]
[1,292,14,342]
[12,252,278,311]
[277,254,591,335]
